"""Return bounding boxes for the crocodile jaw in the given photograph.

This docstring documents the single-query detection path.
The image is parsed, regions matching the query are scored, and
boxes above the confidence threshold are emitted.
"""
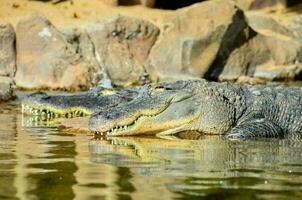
[21,103,91,119]
[90,97,200,136]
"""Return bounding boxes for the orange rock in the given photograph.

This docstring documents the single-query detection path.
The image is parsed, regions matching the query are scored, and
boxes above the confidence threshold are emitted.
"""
[15,16,101,91]
[219,13,302,82]
[147,0,248,81]
[87,15,160,87]
[0,24,15,77]
[0,76,14,101]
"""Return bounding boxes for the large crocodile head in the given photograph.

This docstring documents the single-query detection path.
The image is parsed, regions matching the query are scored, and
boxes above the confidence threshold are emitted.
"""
[22,86,139,121]
[89,80,239,136]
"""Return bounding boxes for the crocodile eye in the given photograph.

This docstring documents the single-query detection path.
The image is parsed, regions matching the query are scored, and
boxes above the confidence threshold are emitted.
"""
[41,96,51,100]
[155,85,164,89]
[154,85,173,92]
[153,86,165,92]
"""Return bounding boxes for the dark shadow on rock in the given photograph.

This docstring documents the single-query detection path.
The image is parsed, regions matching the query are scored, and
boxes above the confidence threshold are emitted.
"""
[118,0,205,9]
[286,0,302,7]
[29,0,70,4]
[286,2,302,13]
[249,0,284,10]
[154,0,204,10]
[294,68,302,81]
[204,10,256,81]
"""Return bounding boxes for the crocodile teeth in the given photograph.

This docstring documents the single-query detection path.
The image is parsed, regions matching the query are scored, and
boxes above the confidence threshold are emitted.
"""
[94,131,105,136]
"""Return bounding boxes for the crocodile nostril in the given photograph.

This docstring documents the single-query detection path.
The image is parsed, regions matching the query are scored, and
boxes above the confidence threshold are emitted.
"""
[41,96,51,100]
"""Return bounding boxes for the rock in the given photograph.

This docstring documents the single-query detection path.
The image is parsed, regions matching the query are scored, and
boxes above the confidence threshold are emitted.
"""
[236,76,267,85]
[234,0,286,10]
[0,76,14,102]
[147,0,249,82]
[219,26,273,81]
[87,15,160,87]
[99,0,118,6]
[218,41,253,81]
[246,13,296,40]
[15,16,101,91]
[219,13,302,82]
[0,24,16,77]
[254,61,302,81]
[273,11,302,39]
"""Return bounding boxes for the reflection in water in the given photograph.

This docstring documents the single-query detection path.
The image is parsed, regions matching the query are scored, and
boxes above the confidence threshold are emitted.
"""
[0,103,17,200]
[0,102,302,199]
[15,113,78,200]
[90,136,302,199]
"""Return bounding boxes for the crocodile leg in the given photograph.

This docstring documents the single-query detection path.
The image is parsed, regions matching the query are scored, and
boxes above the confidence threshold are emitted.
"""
[225,118,284,140]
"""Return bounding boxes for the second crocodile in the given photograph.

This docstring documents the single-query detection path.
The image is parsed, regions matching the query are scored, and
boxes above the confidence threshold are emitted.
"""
[22,86,139,120]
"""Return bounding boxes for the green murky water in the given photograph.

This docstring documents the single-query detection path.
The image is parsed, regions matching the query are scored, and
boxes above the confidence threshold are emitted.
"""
[1,96,302,200]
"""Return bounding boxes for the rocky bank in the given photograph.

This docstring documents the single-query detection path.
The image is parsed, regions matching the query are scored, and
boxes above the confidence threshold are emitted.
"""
[0,0,302,100]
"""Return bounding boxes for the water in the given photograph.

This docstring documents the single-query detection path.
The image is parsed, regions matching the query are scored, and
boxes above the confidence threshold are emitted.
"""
[1,99,302,200]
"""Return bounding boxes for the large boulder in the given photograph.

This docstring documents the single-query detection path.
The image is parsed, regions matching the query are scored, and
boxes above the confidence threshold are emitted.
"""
[15,16,101,91]
[87,15,160,87]
[0,76,14,102]
[147,0,249,82]
[219,13,302,81]
[0,24,16,77]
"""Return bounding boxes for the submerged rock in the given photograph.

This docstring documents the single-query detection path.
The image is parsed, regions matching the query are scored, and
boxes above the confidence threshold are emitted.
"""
[87,15,159,87]
[147,0,249,82]
[15,16,101,91]
[0,76,14,102]
[0,24,16,77]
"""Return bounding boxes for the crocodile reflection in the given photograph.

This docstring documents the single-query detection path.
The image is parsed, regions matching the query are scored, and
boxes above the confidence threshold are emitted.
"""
[89,134,302,177]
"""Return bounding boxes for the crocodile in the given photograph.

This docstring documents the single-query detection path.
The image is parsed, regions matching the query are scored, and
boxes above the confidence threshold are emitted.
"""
[89,79,302,140]
[21,86,139,121]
